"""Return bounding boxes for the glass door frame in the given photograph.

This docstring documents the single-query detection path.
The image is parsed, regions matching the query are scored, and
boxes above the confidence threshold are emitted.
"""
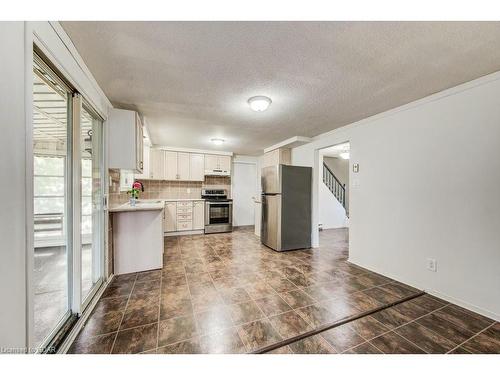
[79,98,105,311]
[31,49,106,351]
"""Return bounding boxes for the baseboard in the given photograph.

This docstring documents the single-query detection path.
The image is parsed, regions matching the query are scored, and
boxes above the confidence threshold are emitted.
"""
[57,275,114,354]
[348,257,500,321]
[164,230,204,237]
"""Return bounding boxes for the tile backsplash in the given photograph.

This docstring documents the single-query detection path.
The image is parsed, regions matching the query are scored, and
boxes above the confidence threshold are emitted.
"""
[108,169,231,208]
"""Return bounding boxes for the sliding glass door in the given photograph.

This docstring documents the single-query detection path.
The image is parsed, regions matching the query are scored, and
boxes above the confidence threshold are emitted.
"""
[80,104,104,306]
[32,51,105,350]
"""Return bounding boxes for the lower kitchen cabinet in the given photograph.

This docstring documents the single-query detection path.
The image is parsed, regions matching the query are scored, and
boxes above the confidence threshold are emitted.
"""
[193,201,204,230]
[164,202,177,232]
[163,200,205,234]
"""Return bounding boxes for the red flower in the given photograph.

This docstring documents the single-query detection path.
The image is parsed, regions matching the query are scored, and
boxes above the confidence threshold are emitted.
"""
[132,181,142,190]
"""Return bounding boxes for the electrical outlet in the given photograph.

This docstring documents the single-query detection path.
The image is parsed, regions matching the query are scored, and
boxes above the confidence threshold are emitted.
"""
[427,258,437,272]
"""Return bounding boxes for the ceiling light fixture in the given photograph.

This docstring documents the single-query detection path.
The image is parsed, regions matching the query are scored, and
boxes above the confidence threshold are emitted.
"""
[211,138,225,145]
[339,152,350,160]
[248,96,272,112]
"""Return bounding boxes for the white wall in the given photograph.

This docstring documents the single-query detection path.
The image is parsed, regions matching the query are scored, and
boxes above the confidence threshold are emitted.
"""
[292,72,500,320]
[0,21,28,350]
[0,21,111,350]
[319,181,348,229]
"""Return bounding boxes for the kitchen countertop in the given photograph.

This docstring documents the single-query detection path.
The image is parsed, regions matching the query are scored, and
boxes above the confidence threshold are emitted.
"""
[109,201,165,213]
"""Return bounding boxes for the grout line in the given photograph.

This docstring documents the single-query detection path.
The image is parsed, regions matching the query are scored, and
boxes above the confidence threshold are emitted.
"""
[252,290,425,354]
[109,273,138,354]
[155,265,164,352]
[445,321,496,354]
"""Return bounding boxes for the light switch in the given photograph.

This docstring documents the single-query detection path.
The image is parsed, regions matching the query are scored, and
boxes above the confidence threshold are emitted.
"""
[353,163,359,173]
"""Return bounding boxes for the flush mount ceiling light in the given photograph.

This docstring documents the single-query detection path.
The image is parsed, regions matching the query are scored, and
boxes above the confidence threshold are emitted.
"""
[211,138,225,145]
[248,96,272,112]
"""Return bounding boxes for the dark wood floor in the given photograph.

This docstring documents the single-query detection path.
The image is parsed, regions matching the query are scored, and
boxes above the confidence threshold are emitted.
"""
[68,228,499,354]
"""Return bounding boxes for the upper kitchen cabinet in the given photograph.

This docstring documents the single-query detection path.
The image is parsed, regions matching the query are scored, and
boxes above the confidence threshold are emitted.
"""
[164,151,179,180]
[108,108,144,172]
[135,143,150,179]
[205,154,231,176]
[189,153,205,181]
[261,148,291,169]
[149,148,164,179]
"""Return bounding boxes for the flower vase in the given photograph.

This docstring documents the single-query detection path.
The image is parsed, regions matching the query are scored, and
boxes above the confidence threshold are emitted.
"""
[129,197,137,206]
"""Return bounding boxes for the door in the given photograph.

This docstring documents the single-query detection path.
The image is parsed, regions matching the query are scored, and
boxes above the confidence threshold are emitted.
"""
[205,154,218,172]
[190,153,204,181]
[218,155,231,174]
[135,143,150,179]
[177,152,190,180]
[206,202,231,225]
[151,149,164,180]
[135,114,143,172]
[33,56,73,348]
[233,162,256,226]
[192,201,205,230]
[80,103,104,306]
[164,151,178,180]
[261,165,281,194]
[32,51,105,350]
[164,202,176,232]
[261,194,281,250]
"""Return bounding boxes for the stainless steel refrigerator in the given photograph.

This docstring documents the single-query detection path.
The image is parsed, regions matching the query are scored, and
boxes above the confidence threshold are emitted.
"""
[261,165,312,251]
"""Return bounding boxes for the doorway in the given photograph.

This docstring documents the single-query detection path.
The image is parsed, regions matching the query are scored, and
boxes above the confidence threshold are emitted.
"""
[232,161,257,227]
[317,142,350,253]
[32,51,105,350]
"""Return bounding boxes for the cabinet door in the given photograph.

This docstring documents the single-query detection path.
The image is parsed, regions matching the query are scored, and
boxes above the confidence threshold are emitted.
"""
[165,202,177,232]
[204,154,219,172]
[177,152,190,180]
[135,114,144,172]
[190,153,204,181]
[164,151,178,180]
[150,148,164,179]
[193,201,205,230]
[135,143,150,179]
[218,156,231,174]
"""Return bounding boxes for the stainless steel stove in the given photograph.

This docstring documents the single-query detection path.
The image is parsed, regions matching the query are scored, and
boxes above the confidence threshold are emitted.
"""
[202,189,233,234]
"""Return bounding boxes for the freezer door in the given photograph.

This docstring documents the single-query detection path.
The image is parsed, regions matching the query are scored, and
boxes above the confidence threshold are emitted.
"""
[261,194,281,250]
[261,165,281,194]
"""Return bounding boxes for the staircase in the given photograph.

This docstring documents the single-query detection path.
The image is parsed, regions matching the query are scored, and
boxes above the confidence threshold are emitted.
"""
[322,162,348,216]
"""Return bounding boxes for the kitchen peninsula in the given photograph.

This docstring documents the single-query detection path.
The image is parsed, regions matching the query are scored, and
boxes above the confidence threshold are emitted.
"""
[109,201,164,275]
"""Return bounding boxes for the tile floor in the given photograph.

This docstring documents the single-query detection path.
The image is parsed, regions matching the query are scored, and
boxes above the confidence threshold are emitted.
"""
[68,228,500,354]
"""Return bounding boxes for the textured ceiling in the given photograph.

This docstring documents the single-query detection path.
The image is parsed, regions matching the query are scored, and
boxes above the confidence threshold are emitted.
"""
[61,21,500,155]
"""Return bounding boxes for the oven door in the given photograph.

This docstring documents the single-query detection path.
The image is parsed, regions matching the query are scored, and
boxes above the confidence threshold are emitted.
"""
[205,201,232,226]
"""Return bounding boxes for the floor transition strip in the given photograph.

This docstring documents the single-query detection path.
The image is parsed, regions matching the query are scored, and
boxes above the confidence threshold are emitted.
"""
[253,290,426,354]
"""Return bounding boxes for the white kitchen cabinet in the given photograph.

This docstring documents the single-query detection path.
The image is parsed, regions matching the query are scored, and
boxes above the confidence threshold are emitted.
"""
[150,148,164,179]
[176,201,193,231]
[204,155,218,172]
[204,154,231,176]
[177,153,191,180]
[164,202,177,232]
[261,148,291,169]
[108,108,144,172]
[218,156,231,174]
[193,201,205,230]
[135,143,150,179]
[164,151,178,180]
[189,153,205,181]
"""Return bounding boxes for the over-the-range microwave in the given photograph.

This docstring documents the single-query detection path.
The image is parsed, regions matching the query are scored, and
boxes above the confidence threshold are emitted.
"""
[204,169,230,176]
